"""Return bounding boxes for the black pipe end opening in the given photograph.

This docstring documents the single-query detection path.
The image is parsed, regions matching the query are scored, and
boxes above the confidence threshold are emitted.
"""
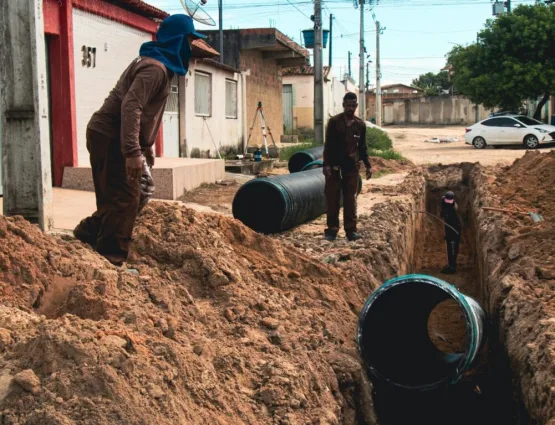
[359,282,469,390]
[288,152,314,173]
[232,180,286,234]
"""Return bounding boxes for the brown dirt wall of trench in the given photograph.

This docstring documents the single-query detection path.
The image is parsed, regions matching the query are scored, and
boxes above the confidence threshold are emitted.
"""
[0,152,554,424]
[0,172,427,425]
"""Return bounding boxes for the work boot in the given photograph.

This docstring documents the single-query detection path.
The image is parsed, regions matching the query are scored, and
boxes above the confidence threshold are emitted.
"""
[73,223,97,248]
[346,232,362,242]
[441,265,456,275]
[324,233,337,242]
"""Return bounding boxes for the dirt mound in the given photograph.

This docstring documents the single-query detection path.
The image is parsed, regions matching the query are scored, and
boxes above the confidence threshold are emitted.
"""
[474,151,555,424]
[0,204,381,425]
[369,156,413,176]
[490,150,555,220]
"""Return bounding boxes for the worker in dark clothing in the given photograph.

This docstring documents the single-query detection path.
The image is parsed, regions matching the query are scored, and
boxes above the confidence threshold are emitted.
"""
[440,191,461,274]
[73,15,205,266]
[323,92,372,242]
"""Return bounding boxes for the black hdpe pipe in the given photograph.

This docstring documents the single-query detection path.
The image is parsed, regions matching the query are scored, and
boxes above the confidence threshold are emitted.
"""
[232,167,363,233]
[358,274,485,391]
[288,146,324,173]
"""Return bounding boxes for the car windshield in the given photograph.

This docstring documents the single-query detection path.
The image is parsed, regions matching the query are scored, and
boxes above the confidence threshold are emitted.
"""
[514,116,542,126]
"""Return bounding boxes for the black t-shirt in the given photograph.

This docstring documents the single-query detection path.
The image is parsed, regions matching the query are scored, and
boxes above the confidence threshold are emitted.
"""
[441,199,461,240]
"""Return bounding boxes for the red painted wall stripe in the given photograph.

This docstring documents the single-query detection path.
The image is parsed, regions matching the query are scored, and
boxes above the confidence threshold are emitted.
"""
[43,0,61,35]
[45,0,78,186]
[73,0,159,35]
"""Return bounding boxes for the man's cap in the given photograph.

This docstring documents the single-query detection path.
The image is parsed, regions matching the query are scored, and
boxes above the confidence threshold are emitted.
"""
[160,14,206,40]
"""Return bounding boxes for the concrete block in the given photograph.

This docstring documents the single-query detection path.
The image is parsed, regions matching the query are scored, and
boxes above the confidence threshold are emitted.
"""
[62,158,225,200]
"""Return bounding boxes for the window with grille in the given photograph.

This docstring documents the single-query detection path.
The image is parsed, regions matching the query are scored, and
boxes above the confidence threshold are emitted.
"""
[195,72,211,116]
[165,74,179,113]
[225,79,238,119]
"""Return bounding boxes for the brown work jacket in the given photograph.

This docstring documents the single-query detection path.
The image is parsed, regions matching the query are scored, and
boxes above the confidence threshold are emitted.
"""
[88,57,172,158]
[323,113,371,170]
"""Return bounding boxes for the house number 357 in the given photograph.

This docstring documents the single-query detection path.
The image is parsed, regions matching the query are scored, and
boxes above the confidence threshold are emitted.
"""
[82,46,97,68]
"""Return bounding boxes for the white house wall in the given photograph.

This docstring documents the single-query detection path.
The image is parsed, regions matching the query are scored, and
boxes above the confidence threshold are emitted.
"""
[185,61,243,157]
[72,8,151,165]
[282,74,342,130]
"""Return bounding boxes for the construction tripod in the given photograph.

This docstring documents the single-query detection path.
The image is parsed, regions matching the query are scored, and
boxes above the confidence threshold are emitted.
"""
[245,101,277,155]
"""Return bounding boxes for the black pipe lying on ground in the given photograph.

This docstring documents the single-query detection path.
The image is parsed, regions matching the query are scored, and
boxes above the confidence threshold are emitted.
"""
[358,274,485,391]
[232,167,363,233]
[288,146,324,173]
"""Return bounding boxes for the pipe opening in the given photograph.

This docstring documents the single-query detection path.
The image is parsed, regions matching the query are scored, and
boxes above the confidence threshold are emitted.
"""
[288,146,324,173]
[358,276,479,391]
[232,181,287,234]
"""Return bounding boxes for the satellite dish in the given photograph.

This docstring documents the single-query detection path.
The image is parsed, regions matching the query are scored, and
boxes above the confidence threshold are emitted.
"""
[180,0,217,26]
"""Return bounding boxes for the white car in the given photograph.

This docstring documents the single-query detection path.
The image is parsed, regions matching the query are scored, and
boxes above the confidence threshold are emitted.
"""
[465,115,555,149]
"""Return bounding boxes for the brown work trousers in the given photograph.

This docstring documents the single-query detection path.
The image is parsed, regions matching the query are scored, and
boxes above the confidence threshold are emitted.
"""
[74,128,140,263]
[325,167,360,235]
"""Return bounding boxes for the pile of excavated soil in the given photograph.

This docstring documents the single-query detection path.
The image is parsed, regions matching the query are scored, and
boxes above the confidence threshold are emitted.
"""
[0,204,386,425]
[474,151,555,424]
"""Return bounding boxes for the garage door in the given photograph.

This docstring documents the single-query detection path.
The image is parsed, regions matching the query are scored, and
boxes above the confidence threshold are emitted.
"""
[73,8,152,166]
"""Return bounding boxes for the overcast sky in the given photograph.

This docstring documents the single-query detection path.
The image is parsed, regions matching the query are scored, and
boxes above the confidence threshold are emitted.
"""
[149,0,535,86]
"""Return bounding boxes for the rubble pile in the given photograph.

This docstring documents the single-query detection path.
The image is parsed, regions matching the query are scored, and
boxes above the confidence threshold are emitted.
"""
[0,203,386,425]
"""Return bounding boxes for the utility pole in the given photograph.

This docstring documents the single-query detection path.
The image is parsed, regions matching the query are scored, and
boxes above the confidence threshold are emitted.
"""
[366,62,370,91]
[359,0,366,120]
[313,0,324,145]
[375,20,383,127]
[0,0,53,230]
[348,51,352,77]
[218,0,223,63]
[329,14,334,67]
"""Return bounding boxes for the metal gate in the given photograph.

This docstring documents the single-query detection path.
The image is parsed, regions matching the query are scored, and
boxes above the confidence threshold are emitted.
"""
[282,84,293,133]
[163,75,180,157]
[384,104,394,125]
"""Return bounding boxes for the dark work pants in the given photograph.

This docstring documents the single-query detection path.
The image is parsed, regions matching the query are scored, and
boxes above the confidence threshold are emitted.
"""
[446,237,460,269]
[74,128,140,263]
[325,167,359,235]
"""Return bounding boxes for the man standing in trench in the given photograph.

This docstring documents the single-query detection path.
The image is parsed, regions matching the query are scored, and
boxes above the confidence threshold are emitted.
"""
[440,191,461,274]
[323,92,372,242]
[73,15,206,266]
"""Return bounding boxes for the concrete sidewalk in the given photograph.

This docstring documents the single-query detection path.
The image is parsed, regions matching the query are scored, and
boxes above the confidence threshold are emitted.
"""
[0,187,230,232]
[0,189,96,232]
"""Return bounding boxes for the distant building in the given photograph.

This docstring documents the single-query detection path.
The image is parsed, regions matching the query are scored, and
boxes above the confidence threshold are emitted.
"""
[204,29,309,146]
[366,84,424,122]
[281,65,347,133]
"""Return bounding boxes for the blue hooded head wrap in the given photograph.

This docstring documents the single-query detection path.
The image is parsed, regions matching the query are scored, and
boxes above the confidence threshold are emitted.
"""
[139,14,206,76]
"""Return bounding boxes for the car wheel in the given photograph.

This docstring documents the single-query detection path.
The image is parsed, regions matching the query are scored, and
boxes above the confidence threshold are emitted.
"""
[472,137,487,149]
[524,135,539,149]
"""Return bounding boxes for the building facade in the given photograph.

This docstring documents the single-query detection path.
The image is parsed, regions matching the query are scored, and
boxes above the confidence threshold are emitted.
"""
[282,66,347,132]
[204,29,309,148]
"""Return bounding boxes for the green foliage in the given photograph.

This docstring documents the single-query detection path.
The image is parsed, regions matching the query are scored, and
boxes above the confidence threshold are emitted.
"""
[279,143,314,161]
[366,127,393,151]
[448,4,555,116]
[412,71,453,96]
[369,149,406,161]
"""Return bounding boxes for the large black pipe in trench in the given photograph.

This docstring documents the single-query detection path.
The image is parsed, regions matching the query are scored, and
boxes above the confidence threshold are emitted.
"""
[358,274,485,391]
[232,167,362,234]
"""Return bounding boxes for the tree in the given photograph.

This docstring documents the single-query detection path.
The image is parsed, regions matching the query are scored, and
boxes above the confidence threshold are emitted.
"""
[412,71,452,97]
[448,4,555,119]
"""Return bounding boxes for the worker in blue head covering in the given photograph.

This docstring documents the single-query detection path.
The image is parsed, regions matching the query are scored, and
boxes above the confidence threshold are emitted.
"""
[74,14,205,266]
[140,14,206,76]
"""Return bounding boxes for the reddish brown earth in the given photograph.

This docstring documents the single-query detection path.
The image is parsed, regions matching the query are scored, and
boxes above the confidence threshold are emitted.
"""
[0,152,554,425]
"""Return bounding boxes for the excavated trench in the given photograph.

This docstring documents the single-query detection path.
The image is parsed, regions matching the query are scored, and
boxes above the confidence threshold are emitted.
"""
[358,164,525,425]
